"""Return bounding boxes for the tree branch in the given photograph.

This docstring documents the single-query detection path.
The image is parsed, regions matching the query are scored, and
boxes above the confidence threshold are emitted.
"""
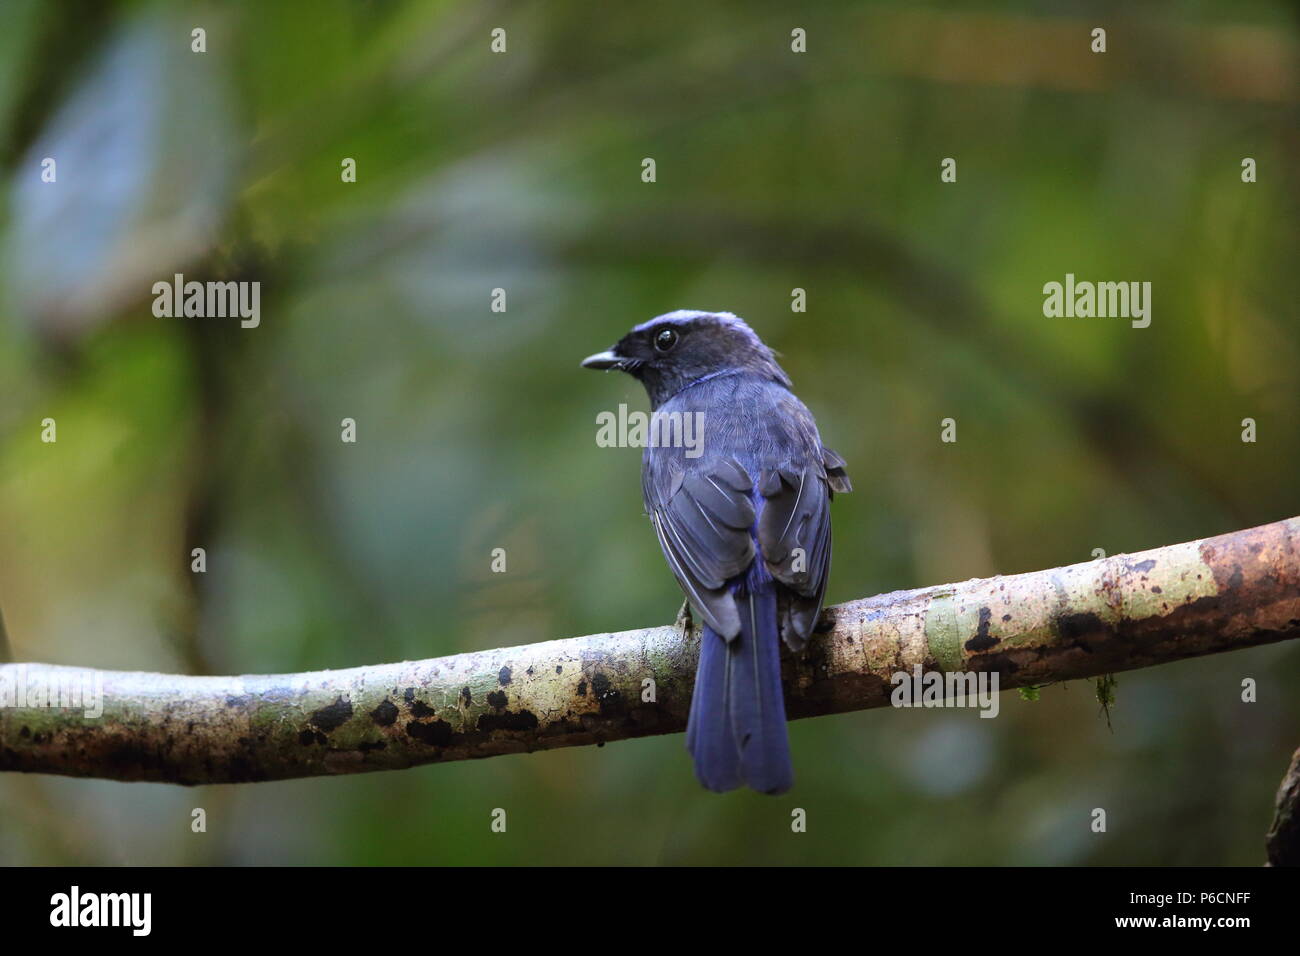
[1,516,1296,785]
[1267,746,1300,866]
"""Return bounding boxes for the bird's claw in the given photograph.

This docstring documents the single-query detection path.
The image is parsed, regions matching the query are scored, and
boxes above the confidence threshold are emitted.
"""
[674,600,694,635]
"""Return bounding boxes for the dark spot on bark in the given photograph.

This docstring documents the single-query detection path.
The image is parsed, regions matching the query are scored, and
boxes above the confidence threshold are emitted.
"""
[486,689,508,709]
[964,652,1021,676]
[370,700,399,727]
[1227,564,1244,590]
[309,696,354,732]
[478,710,540,733]
[1131,559,1156,573]
[358,741,387,753]
[498,666,512,685]
[19,726,29,737]
[590,672,625,717]
[1150,586,1162,594]
[966,607,999,652]
[1055,612,1109,652]
[227,755,265,783]
[460,686,472,706]
[298,729,317,746]
[409,699,435,719]
[406,719,454,747]
[815,608,836,633]
[576,680,587,696]
[403,687,416,703]
[105,741,168,775]
[224,694,252,708]
[1002,614,1012,622]
[555,665,563,674]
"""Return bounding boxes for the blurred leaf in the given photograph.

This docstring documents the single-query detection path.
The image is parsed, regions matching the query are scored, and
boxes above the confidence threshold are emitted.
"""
[4,10,236,341]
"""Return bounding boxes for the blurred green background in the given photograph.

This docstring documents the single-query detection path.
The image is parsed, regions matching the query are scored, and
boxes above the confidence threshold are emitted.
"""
[0,0,1297,864]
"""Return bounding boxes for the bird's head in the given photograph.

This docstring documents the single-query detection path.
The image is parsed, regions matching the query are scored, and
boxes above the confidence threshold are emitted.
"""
[581,310,790,408]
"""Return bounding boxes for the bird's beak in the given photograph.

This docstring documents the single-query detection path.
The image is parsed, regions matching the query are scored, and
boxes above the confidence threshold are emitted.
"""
[581,349,625,370]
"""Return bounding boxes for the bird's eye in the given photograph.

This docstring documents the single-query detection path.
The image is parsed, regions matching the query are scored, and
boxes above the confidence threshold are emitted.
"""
[654,328,679,352]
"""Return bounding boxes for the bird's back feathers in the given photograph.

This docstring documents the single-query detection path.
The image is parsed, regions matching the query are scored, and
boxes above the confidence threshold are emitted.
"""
[585,309,848,794]
[642,370,848,791]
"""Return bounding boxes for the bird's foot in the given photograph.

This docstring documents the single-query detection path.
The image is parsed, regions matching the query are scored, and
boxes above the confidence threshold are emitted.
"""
[674,600,694,635]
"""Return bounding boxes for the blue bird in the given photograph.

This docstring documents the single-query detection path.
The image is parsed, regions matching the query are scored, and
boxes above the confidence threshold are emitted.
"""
[583,311,850,793]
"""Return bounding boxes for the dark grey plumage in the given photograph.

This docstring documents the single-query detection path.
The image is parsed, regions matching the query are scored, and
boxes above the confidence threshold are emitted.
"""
[583,310,849,793]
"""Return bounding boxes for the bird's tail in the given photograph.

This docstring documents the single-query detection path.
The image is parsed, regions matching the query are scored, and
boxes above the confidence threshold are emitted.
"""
[685,579,793,794]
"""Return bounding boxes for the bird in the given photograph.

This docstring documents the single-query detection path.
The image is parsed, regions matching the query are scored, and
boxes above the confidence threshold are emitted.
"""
[582,310,850,793]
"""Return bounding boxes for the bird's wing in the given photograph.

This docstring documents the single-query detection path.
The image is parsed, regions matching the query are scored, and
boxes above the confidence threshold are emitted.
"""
[754,408,852,651]
[756,461,831,650]
[643,456,755,640]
